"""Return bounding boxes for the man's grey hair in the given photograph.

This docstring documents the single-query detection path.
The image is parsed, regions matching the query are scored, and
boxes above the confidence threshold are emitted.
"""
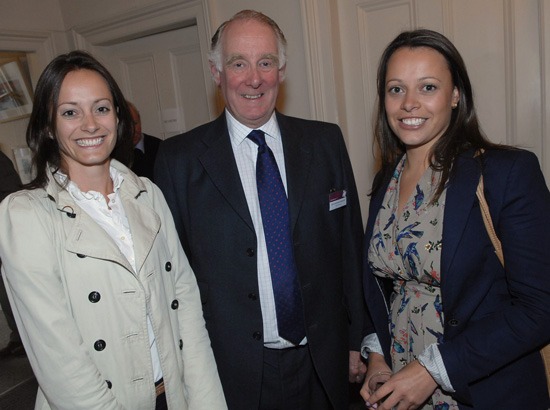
[208,9,287,72]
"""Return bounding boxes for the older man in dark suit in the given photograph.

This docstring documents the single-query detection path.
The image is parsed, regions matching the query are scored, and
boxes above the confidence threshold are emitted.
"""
[155,10,367,409]
[0,150,23,358]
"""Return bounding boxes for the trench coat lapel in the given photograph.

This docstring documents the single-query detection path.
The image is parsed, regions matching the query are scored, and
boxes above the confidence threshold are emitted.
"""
[119,187,161,277]
[57,193,135,273]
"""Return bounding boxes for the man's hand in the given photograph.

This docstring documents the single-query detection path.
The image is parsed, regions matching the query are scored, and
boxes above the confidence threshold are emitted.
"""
[349,350,367,383]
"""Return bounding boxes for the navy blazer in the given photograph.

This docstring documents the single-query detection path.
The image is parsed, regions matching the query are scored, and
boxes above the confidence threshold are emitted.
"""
[363,148,550,409]
[155,112,365,409]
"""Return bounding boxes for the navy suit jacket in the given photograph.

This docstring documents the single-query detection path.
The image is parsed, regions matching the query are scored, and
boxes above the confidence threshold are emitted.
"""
[363,148,550,409]
[155,112,365,409]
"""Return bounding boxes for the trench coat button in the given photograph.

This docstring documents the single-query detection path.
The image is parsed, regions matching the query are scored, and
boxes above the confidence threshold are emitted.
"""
[77,254,86,258]
[106,380,112,389]
[248,293,258,301]
[165,262,172,271]
[448,319,459,326]
[88,291,101,303]
[171,299,179,310]
[246,248,255,257]
[252,331,262,341]
[179,339,183,350]
[94,339,106,351]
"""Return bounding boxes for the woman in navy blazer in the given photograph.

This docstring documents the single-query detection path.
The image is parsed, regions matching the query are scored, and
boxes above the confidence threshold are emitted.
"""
[360,29,550,409]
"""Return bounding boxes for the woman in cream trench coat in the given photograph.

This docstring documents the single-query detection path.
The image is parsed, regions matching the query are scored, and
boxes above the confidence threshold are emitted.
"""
[0,51,226,410]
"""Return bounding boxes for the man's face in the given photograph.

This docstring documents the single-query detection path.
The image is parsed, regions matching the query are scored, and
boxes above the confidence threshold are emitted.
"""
[211,19,285,129]
[129,104,142,146]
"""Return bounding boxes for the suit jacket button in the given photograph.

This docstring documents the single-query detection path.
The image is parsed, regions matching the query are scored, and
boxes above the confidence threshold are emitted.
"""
[246,248,255,257]
[248,293,258,301]
[88,291,101,303]
[179,339,183,350]
[94,339,106,351]
[252,331,262,341]
[165,262,172,271]
[448,319,459,326]
[171,299,179,310]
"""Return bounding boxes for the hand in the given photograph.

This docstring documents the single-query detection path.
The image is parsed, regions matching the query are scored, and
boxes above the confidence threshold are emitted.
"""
[360,353,391,405]
[348,350,367,383]
[366,360,438,410]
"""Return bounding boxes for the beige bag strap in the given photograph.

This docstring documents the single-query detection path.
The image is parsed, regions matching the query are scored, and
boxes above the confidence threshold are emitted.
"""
[475,150,550,394]
[475,175,504,266]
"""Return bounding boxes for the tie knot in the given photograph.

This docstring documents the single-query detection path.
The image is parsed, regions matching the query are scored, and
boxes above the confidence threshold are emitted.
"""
[247,129,266,147]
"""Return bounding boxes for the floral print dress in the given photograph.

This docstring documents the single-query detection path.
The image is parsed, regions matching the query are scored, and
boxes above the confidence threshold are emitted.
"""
[368,156,458,409]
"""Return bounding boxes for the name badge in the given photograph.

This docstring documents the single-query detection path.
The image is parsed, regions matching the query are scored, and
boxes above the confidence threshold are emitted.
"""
[329,189,347,211]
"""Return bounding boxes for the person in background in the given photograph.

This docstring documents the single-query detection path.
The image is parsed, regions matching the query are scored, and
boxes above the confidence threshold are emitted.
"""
[361,29,550,409]
[128,101,162,182]
[0,50,226,410]
[0,151,23,359]
[155,9,366,410]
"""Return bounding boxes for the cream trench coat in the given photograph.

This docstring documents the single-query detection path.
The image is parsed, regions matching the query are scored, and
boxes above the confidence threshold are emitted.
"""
[0,160,227,410]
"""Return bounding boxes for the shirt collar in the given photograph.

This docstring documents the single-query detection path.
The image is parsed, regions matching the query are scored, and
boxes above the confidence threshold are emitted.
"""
[54,165,124,202]
[225,109,281,146]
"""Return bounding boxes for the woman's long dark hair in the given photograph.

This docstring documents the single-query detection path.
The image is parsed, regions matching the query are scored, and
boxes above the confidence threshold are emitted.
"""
[372,29,499,198]
[25,50,133,189]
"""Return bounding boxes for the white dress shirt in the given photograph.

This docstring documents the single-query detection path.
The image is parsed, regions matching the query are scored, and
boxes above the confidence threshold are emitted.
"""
[226,110,306,348]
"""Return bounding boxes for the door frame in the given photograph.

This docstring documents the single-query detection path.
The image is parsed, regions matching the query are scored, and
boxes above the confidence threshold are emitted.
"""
[70,0,218,119]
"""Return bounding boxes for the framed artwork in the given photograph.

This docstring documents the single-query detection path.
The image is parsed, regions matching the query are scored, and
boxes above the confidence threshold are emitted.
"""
[0,59,33,123]
[12,146,33,184]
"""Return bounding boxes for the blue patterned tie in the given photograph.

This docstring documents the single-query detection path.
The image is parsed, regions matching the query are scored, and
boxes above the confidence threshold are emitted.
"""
[248,129,305,345]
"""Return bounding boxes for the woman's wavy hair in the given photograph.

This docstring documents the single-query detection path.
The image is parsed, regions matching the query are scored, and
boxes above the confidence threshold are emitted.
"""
[25,50,133,189]
[372,29,497,198]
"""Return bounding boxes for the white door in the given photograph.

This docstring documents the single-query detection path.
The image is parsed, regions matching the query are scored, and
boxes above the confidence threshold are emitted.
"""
[93,25,212,140]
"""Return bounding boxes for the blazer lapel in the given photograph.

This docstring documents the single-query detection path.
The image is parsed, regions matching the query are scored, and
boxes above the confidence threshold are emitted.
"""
[276,113,313,231]
[441,151,480,276]
[199,115,255,231]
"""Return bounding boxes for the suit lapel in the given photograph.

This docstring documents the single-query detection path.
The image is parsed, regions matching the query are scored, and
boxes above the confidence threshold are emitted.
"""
[199,115,255,231]
[441,151,480,276]
[277,113,313,231]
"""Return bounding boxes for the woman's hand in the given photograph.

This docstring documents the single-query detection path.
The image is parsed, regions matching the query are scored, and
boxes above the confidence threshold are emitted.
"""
[364,360,438,410]
[360,352,392,406]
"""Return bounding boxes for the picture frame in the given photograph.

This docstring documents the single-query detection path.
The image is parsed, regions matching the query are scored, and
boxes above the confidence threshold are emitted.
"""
[12,146,34,184]
[0,58,33,123]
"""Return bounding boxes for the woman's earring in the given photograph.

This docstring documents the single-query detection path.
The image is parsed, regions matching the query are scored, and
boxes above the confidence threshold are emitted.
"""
[451,103,458,109]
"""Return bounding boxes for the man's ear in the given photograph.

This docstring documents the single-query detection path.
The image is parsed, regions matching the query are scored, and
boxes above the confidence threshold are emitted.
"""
[278,64,286,82]
[210,62,221,86]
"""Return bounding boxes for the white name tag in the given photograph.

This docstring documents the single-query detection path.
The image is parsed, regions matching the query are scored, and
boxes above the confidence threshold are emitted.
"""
[329,190,347,211]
